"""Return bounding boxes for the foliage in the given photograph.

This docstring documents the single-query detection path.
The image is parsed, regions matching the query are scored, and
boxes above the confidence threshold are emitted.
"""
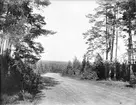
[61,54,136,82]
[83,0,136,83]
[62,61,72,75]
[61,57,82,77]
[94,54,105,79]
[36,60,68,74]
[83,0,117,60]
[72,57,82,75]
[0,0,55,104]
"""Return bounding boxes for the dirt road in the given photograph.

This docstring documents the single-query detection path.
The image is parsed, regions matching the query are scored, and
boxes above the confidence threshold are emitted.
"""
[37,73,136,105]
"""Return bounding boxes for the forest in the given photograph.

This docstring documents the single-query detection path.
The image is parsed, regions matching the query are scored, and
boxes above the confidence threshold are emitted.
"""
[0,0,136,105]
[37,0,136,84]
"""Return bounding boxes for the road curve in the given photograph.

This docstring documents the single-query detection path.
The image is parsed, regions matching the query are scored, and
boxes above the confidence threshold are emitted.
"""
[37,73,136,105]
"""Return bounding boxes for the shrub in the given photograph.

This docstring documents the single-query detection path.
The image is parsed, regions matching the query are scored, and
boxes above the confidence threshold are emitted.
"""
[62,61,73,76]
[81,70,98,80]
[0,94,19,104]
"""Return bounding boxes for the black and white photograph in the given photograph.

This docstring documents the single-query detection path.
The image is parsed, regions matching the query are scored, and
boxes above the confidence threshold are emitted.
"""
[0,0,136,105]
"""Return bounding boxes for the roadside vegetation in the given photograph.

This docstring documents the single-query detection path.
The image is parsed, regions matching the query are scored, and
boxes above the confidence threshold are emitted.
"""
[61,0,136,88]
[62,54,136,87]
[0,0,55,104]
[36,54,136,88]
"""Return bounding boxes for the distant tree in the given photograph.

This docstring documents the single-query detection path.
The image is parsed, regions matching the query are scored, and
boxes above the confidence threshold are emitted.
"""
[73,57,81,69]
[65,61,73,75]
[81,54,87,74]
[72,57,81,75]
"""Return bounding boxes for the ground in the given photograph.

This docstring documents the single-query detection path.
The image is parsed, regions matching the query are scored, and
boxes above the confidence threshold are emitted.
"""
[17,73,136,105]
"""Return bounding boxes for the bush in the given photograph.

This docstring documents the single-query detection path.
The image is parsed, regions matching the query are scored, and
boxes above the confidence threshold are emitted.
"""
[0,94,19,104]
[95,62,105,79]
[61,54,136,83]
[81,70,98,80]
[1,55,42,102]
[62,61,73,76]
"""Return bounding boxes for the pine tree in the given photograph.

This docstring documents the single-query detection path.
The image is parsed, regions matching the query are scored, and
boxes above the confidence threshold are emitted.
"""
[0,0,55,94]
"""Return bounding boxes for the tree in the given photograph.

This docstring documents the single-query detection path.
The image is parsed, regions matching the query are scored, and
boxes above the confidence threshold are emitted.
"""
[83,1,118,80]
[66,61,73,75]
[81,54,87,74]
[0,0,55,95]
[120,0,136,81]
[94,53,105,79]
[83,0,119,61]
[72,57,81,75]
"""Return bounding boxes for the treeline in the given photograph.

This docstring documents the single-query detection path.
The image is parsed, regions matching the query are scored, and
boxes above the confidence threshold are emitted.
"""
[36,60,68,74]
[62,57,82,77]
[0,0,54,104]
[62,55,136,84]
[36,56,136,84]
[82,0,136,82]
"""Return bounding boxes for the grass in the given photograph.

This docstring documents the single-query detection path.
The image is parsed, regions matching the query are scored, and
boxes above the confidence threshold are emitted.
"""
[40,76,60,89]
[96,80,136,91]
[0,92,34,105]
[0,94,19,105]
[0,76,60,105]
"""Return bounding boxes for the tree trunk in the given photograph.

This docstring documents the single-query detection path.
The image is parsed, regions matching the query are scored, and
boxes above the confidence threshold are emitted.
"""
[105,7,108,79]
[106,7,108,61]
[110,7,116,62]
[114,4,119,80]
[128,8,132,81]
[1,38,4,55]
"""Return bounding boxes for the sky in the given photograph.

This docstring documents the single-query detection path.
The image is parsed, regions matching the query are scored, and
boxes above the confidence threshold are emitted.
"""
[36,0,98,61]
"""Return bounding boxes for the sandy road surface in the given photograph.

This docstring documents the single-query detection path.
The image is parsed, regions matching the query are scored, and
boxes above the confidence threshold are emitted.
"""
[37,73,136,105]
